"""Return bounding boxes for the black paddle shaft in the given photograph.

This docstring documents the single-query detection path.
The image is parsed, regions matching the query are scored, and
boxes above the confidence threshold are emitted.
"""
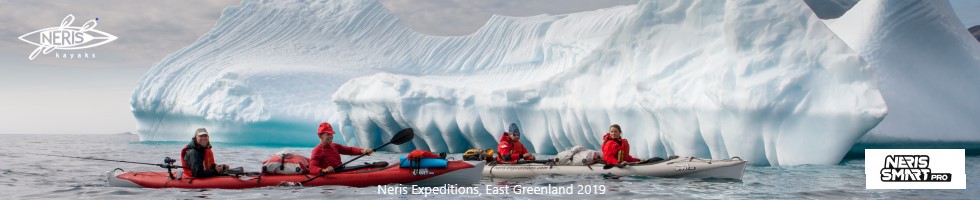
[337,143,389,169]
[30,153,187,169]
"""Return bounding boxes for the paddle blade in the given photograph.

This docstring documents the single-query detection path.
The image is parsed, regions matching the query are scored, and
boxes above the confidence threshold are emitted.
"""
[29,47,43,60]
[80,20,97,31]
[389,128,414,145]
[60,14,75,27]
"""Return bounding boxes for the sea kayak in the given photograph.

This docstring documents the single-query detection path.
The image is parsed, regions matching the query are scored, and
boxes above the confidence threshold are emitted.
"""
[107,160,484,189]
[484,157,746,179]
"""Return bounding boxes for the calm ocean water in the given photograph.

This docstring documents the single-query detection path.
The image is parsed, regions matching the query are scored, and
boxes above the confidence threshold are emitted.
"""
[0,134,976,199]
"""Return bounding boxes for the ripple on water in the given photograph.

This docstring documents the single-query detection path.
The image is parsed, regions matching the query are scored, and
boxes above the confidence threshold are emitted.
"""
[792,189,865,199]
[745,181,766,187]
[53,185,85,193]
[104,189,142,195]
[2,134,979,199]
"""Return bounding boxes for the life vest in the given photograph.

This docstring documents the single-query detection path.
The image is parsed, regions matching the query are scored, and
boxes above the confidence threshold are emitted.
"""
[262,150,310,175]
[601,134,641,164]
[180,143,215,178]
[496,132,531,163]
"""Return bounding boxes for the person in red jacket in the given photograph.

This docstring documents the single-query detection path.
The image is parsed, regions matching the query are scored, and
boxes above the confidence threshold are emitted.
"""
[181,128,229,178]
[496,123,535,164]
[308,122,373,174]
[602,124,641,165]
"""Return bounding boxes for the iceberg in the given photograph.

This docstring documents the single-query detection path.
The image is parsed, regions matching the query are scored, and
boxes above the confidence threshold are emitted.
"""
[822,0,980,151]
[332,0,886,166]
[133,0,978,165]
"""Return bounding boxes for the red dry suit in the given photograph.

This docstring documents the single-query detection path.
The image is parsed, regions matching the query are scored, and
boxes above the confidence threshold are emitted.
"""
[308,143,364,173]
[601,133,641,164]
[496,132,531,164]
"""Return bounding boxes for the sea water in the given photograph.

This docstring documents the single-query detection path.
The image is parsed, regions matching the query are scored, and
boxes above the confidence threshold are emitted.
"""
[0,134,976,199]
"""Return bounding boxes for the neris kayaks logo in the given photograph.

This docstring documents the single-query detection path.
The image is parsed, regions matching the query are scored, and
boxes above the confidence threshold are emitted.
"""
[18,14,117,60]
[879,155,950,182]
[866,149,965,189]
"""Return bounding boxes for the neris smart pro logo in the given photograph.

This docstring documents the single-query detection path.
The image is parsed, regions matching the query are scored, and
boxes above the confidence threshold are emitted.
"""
[879,155,951,182]
[18,14,117,60]
[865,149,965,189]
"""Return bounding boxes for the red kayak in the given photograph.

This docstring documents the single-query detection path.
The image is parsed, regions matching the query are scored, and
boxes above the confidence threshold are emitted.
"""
[106,161,483,189]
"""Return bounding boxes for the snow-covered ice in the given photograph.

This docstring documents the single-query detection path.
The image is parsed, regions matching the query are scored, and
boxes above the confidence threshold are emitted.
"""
[131,0,977,165]
[823,0,980,151]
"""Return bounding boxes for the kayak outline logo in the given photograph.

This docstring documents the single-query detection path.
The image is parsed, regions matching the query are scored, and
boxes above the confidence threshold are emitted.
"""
[880,155,951,182]
[18,14,117,60]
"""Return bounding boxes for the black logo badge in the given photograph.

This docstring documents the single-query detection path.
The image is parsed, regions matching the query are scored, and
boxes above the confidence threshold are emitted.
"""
[880,155,951,182]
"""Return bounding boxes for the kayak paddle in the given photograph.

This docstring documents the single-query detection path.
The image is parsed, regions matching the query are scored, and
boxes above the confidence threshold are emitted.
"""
[30,152,187,169]
[31,152,189,180]
[602,157,671,169]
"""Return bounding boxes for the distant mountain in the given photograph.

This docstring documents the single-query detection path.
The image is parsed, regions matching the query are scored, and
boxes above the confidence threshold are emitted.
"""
[971,25,980,43]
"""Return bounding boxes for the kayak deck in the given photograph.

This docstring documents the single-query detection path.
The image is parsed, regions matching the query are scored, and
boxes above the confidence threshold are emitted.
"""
[484,157,746,179]
[108,161,483,189]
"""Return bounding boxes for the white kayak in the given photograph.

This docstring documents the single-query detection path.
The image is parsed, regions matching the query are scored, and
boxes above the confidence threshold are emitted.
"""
[483,157,746,179]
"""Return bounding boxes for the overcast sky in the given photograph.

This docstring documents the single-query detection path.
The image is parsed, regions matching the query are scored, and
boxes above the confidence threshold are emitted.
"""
[0,0,639,134]
[0,0,976,134]
[949,0,980,28]
[0,0,240,134]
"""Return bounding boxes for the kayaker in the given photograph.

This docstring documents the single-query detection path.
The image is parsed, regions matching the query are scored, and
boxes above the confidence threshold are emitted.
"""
[496,123,534,164]
[601,124,641,165]
[180,128,229,178]
[308,122,373,174]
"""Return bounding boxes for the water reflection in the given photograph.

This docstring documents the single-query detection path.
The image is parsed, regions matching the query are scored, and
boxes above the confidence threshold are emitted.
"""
[0,134,977,199]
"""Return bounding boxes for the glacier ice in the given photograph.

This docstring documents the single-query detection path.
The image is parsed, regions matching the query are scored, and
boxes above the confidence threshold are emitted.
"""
[823,0,980,151]
[130,0,639,146]
[136,0,980,166]
[330,0,886,166]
